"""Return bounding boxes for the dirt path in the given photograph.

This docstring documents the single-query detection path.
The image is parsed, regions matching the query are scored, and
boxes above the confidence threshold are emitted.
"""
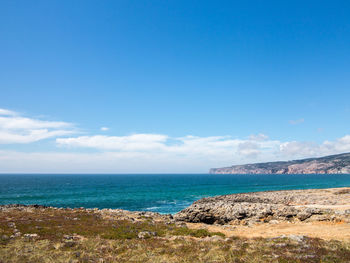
[187,221,350,241]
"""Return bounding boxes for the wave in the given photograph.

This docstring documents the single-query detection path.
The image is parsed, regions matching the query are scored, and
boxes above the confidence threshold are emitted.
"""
[145,206,161,210]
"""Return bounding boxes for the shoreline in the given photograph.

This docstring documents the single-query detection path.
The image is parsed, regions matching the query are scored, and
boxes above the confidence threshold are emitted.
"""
[2,173,350,216]
[2,187,350,262]
[2,184,350,213]
[2,187,350,241]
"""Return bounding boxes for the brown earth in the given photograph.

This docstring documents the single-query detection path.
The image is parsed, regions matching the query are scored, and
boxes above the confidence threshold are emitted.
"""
[187,221,350,241]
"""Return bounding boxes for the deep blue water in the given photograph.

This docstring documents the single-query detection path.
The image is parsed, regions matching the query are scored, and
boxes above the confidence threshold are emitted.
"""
[1,174,350,214]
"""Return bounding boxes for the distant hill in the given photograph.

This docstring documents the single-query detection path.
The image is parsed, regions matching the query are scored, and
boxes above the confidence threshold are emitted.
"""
[209,152,350,174]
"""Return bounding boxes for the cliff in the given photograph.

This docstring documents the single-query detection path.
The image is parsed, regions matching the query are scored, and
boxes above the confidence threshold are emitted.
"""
[210,152,350,174]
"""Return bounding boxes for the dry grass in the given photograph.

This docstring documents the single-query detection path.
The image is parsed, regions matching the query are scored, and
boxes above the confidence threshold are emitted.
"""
[1,208,350,262]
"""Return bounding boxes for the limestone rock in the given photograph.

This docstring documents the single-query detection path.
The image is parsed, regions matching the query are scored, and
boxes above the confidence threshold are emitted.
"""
[138,231,157,239]
[174,188,350,225]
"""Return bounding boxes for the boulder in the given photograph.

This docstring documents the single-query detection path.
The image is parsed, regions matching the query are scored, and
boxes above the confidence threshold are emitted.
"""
[138,231,157,239]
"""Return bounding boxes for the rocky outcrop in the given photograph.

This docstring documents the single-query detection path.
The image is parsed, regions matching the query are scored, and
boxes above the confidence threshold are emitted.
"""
[174,187,350,225]
[210,152,350,174]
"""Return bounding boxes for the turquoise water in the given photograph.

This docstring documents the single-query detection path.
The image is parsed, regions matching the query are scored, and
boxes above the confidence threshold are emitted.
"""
[1,174,350,214]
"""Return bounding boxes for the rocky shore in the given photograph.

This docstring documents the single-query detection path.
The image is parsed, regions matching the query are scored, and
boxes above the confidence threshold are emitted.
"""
[2,188,350,262]
[2,187,350,229]
[175,187,350,225]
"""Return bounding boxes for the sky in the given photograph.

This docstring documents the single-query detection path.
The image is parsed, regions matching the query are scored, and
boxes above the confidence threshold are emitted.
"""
[0,0,350,173]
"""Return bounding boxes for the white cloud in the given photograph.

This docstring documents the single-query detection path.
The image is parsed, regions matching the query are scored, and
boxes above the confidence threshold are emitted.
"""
[289,118,305,125]
[280,135,350,159]
[280,141,319,157]
[57,134,168,151]
[0,132,347,173]
[0,116,71,130]
[1,107,350,173]
[0,109,75,144]
[0,131,349,172]
[249,133,269,141]
[100,127,109,131]
[54,133,350,172]
[56,134,282,160]
[0,150,215,173]
[0,108,17,116]
[237,141,261,157]
[55,133,283,170]
[0,129,73,144]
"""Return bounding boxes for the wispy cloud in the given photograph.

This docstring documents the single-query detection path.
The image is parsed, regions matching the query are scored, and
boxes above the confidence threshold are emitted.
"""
[100,127,109,131]
[0,108,17,116]
[249,133,269,141]
[0,133,348,173]
[57,134,168,151]
[55,132,350,171]
[0,108,75,144]
[56,133,280,157]
[1,108,350,173]
[280,135,350,158]
[289,118,305,125]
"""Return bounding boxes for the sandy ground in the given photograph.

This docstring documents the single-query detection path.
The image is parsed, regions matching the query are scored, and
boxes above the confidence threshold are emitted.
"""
[187,221,350,241]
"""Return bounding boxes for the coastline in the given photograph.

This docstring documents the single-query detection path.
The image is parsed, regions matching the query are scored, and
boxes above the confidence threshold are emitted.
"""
[2,187,350,240]
[2,187,350,262]
[2,173,350,215]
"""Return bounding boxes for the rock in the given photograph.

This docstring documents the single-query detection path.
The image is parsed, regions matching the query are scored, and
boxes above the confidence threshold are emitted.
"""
[288,235,306,243]
[13,232,21,237]
[23,233,39,241]
[201,235,224,242]
[1,235,10,241]
[275,234,306,242]
[63,235,74,240]
[138,231,156,239]
[8,222,16,228]
[168,236,185,241]
[175,222,187,227]
[63,241,76,247]
[306,214,330,222]
[276,206,298,219]
[174,188,348,225]
[297,212,312,221]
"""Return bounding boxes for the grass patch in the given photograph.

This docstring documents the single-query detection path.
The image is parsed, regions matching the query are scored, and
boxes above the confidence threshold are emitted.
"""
[0,208,223,242]
[171,227,225,238]
[1,207,350,262]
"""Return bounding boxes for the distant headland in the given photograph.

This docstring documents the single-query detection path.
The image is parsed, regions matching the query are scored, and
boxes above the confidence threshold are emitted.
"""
[210,152,350,174]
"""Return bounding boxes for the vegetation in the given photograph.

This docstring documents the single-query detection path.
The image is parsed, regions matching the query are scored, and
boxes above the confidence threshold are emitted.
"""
[210,152,350,174]
[1,208,350,262]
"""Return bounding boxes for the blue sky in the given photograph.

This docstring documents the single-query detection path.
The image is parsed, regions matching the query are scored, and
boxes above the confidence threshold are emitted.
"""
[0,0,350,172]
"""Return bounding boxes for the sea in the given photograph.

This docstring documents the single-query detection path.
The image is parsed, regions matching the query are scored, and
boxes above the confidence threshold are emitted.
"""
[1,174,350,214]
